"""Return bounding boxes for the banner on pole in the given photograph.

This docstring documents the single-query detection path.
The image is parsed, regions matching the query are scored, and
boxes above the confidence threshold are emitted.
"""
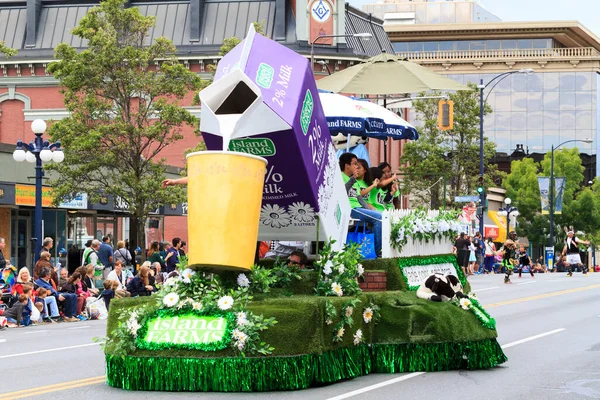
[538,177,566,215]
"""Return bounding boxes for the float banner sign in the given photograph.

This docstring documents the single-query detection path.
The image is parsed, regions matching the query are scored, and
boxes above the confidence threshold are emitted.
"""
[402,263,458,289]
[141,315,229,349]
[203,31,350,247]
[538,177,566,215]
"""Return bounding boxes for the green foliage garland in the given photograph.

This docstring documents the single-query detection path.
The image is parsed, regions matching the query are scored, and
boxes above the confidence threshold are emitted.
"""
[135,309,235,352]
[314,241,364,297]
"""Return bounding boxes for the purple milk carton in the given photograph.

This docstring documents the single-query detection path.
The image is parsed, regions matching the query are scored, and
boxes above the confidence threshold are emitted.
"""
[200,26,350,248]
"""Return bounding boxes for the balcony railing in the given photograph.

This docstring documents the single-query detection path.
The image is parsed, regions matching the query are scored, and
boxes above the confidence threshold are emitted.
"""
[396,47,600,61]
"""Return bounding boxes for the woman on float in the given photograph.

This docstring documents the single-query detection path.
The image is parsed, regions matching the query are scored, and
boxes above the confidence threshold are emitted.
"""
[347,159,382,256]
[368,167,398,212]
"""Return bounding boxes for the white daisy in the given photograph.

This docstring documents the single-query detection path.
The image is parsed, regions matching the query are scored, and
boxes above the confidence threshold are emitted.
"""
[232,329,248,342]
[459,298,472,310]
[323,260,334,276]
[164,277,178,287]
[217,295,234,310]
[338,265,345,274]
[192,302,203,311]
[126,317,141,337]
[363,307,373,323]
[325,319,333,325]
[163,292,180,308]
[345,307,353,317]
[236,340,246,351]
[236,312,248,326]
[336,327,345,338]
[356,264,364,277]
[353,329,363,345]
[331,282,343,297]
[237,273,250,288]
[182,268,196,281]
[260,204,292,229]
[288,202,316,223]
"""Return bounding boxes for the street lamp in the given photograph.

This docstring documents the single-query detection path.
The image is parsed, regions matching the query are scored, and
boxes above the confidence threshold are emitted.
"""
[497,197,519,236]
[13,119,64,263]
[477,68,534,236]
[310,33,372,71]
[549,138,593,249]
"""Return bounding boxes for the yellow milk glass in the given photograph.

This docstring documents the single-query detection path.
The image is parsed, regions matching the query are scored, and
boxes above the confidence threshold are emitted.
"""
[186,151,267,272]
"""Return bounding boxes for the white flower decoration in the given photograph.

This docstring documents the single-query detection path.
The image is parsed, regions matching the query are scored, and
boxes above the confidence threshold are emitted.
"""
[236,341,246,351]
[345,306,353,318]
[163,292,180,308]
[338,265,345,274]
[192,302,203,311]
[336,327,345,338]
[363,307,373,323]
[459,298,472,310]
[260,204,292,228]
[232,329,248,342]
[181,268,196,281]
[357,264,364,277]
[236,312,248,326]
[164,277,178,287]
[353,329,363,345]
[468,292,478,300]
[237,273,250,288]
[323,260,333,276]
[288,202,316,223]
[126,317,141,337]
[218,295,234,310]
[325,319,333,325]
[331,282,343,297]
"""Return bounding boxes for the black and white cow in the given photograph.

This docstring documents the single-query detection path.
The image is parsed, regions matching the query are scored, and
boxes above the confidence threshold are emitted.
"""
[416,273,468,302]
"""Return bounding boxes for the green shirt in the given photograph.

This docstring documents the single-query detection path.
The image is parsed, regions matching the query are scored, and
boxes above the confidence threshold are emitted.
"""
[342,173,351,184]
[348,179,368,209]
[369,188,388,211]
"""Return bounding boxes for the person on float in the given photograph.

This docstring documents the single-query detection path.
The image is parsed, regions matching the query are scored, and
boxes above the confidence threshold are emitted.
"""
[368,167,398,212]
[562,227,590,276]
[288,250,309,270]
[347,158,382,257]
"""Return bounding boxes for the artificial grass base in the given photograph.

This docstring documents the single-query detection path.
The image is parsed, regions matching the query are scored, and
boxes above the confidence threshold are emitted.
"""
[106,339,506,392]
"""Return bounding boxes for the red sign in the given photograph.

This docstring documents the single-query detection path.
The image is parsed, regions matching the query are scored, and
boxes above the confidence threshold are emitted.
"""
[484,226,499,239]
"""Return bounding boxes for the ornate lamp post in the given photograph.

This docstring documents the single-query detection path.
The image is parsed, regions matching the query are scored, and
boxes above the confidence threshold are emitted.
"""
[12,119,64,262]
[497,197,519,237]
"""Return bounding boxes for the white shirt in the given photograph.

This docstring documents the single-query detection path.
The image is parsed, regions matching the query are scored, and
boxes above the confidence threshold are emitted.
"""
[106,270,127,290]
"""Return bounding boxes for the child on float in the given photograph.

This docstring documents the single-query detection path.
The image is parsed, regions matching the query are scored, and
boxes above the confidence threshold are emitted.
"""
[347,159,382,256]
[368,167,397,212]
[516,245,534,278]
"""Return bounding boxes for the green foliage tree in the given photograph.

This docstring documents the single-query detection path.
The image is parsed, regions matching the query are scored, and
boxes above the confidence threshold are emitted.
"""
[0,41,17,58]
[46,0,206,251]
[401,84,502,208]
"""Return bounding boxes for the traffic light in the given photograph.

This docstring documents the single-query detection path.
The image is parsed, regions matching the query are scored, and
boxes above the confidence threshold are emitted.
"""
[438,100,454,131]
[476,175,484,194]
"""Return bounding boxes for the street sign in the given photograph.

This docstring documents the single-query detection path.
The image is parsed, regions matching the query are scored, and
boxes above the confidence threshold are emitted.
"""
[455,196,480,203]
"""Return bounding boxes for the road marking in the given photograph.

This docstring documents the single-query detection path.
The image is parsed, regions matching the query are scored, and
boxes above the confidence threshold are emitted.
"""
[0,376,105,399]
[516,281,536,286]
[325,372,426,400]
[485,284,600,308]
[473,287,499,292]
[67,325,90,330]
[24,330,48,334]
[325,328,567,400]
[501,328,565,349]
[0,342,103,359]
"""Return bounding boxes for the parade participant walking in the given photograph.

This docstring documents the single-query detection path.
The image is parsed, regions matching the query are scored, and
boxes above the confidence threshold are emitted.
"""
[501,239,517,284]
[562,227,590,276]
[516,245,534,278]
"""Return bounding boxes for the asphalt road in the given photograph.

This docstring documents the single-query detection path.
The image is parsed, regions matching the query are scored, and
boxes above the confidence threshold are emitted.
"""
[1,271,600,400]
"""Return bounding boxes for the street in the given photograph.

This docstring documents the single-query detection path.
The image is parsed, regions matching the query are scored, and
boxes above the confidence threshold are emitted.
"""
[1,272,600,400]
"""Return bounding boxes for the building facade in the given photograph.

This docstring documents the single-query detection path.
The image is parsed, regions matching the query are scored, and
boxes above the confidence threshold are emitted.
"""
[0,0,394,268]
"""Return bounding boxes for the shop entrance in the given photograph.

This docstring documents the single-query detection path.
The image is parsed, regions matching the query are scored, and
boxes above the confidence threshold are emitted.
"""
[11,215,31,270]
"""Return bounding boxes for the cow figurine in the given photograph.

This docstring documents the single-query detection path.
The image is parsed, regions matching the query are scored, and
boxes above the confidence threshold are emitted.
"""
[416,273,468,302]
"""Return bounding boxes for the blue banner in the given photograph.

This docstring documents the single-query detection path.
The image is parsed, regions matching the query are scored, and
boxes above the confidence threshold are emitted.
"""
[538,177,566,215]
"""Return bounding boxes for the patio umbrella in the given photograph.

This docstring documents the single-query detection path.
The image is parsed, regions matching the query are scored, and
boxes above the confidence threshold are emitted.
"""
[351,98,419,141]
[316,52,469,94]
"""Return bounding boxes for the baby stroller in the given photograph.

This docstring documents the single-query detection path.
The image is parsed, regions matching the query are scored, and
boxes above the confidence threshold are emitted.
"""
[0,265,18,308]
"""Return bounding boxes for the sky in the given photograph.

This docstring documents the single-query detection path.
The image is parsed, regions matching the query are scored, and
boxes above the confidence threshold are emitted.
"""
[347,0,600,37]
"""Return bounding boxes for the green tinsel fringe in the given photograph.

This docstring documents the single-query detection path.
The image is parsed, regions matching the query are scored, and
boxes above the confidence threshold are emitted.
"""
[397,254,467,291]
[106,339,506,392]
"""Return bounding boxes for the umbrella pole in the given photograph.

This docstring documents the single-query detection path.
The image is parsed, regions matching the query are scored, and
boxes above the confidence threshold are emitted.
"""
[346,134,351,152]
[383,96,388,163]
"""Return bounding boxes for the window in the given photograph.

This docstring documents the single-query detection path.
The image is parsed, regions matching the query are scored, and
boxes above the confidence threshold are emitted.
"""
[423,41,439,52]
[517,39,533,49]
[456,41,470,51]
[559,111,576,131]
[439,41,454,51]
[533,39,551,49]
[486,40,501,50]
[393,42,409,53]
[501,40,517,49]
[470,40,485,51]
[559,91,576,111]
[527,92,543,111]
[409,42,424,52]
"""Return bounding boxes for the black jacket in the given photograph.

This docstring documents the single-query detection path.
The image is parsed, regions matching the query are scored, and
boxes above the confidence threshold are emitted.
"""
[126,276,155,297]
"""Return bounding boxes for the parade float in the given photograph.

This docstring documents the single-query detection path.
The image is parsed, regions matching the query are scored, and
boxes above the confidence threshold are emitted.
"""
[104,27,506,392]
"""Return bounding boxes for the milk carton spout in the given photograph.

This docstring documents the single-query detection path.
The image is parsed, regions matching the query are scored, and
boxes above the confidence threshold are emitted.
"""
[199,69,291,145]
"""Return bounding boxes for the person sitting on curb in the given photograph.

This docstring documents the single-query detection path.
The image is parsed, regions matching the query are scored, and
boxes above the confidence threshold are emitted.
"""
[126,265,155,297]
[105,261,131,298]
[35,267,79,322]
[4,295,28,328]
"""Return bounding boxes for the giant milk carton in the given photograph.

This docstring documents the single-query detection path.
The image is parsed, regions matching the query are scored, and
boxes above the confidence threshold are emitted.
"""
[200,26,350,249]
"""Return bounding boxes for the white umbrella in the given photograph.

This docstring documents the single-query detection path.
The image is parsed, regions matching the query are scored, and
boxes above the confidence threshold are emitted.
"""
[351,99,419,141]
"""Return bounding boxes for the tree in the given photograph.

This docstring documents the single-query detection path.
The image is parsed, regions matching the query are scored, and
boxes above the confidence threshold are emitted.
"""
[401,84,503,208]
[0,41,17,58]
[46,0,206,252]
